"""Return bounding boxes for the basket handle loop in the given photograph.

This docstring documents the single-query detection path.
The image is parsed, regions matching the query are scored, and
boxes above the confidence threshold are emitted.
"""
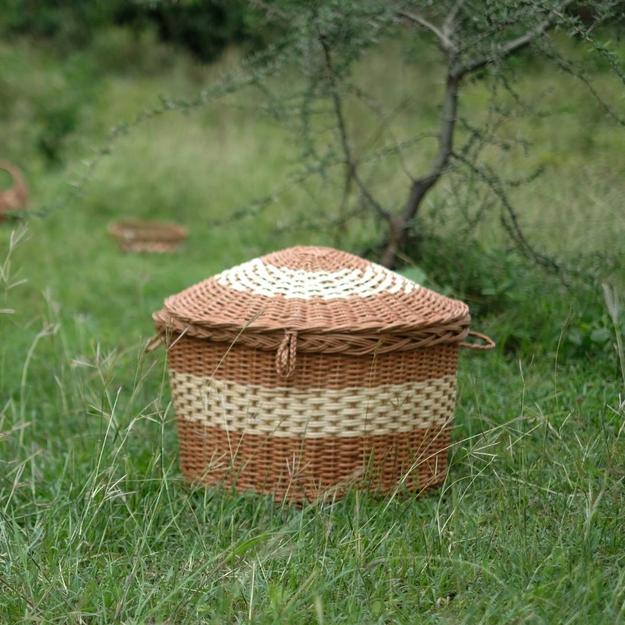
[276,330,298,378]
[460,330,496,350]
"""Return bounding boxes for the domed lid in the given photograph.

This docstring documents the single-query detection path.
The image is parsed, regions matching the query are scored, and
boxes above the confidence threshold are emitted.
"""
[154,246,469,336]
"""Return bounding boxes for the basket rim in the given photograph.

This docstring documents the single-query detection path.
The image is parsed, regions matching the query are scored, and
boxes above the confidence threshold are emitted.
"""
[153,308,471,350]
[153,307,471,338]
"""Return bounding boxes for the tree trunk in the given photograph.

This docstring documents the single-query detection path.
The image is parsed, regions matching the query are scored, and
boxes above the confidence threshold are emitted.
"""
[380,73,459,268]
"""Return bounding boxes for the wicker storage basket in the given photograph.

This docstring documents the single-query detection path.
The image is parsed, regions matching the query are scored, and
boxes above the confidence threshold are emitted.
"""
[0,161,28,221]
[153,246,493,502]
[108,219,187,253]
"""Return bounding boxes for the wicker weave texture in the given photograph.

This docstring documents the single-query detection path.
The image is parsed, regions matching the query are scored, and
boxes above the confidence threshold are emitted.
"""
[167,336,459,388]
[177,419,451,502]
[157,246,469,334]
[154,246,480,501]
[170,371,456,437]
[109,219,187,253]
[167,337,458,499]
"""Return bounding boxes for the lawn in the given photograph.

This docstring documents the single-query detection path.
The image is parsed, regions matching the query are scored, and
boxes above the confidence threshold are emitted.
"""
[1,27,625,624]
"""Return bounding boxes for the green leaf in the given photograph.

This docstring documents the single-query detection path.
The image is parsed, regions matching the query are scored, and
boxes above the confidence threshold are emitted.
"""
[590,327,611,343]
[398,266,427,286]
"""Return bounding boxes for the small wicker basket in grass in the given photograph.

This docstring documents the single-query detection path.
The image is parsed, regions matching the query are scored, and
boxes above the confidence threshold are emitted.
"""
[0,161,28,221]
[151,246,494,502]
[108,218,188,253]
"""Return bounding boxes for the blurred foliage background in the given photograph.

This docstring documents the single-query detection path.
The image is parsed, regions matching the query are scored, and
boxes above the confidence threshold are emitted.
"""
[1,1,624,360]
[2,2,625,623]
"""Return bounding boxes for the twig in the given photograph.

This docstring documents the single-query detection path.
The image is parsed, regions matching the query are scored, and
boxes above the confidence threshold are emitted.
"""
[398,10,455,53]
[602,283,625,389]
[380,68,461,267]
[319,34,391,222]
[542,40,625,126]
[455,1,573,78]
[451,150,564,276]
[443,0,465,41]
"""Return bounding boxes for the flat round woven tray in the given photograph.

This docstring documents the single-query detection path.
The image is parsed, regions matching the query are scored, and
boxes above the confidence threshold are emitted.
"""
[108,218,187,253]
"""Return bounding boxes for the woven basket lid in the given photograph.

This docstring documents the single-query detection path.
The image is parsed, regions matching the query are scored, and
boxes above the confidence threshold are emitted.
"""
[154,246,469,338]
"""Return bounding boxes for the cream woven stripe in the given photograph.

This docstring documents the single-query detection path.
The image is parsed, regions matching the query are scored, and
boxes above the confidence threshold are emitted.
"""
[215,258,419,300]
[170,371,456,438]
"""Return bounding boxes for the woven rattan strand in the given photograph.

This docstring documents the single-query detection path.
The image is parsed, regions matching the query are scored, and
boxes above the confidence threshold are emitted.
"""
[156,246,470,335]
[108,219,187,253]
[154,246,493,501]
[177,419,451,502]
[154,309,470,355]
[166,336,459,389]
[170,370,456,437]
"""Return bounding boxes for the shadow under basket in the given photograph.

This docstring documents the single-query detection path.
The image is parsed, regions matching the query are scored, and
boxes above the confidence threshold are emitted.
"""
[108,218,188,253]
[152,246,495,503]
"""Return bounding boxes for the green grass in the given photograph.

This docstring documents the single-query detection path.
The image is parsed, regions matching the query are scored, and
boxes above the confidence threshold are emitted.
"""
[1,28,625,624]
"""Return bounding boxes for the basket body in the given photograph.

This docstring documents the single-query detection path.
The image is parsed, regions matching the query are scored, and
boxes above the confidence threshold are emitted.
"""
[167,335,458,501]
[154,245,481,503]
